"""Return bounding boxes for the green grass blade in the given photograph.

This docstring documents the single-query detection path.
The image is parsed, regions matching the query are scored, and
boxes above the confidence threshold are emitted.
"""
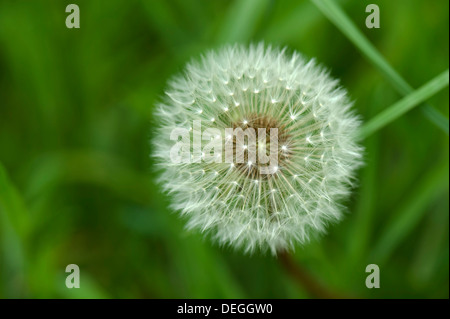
[0,161,29,297]
[370,160,449,265]
[0,162,30,238]
[264,1,319,43]
[421,104,450,133]
[409,198,449,288]
[216,0,269,43]
[358,70,449,139]
[311,0,449,134]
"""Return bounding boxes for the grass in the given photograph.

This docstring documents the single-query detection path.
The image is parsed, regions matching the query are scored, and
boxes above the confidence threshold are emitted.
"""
[0,0,448,298]
[359,69,449,139]
[311,0,449,134]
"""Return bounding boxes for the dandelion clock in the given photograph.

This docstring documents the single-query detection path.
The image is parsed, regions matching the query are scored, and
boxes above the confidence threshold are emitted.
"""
[153,43,363,254]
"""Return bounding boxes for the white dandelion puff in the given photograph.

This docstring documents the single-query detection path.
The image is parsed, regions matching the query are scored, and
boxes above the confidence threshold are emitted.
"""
[153,43,363,254]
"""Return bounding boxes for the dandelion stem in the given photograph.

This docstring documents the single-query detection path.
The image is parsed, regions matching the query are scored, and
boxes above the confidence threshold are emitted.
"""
[278,251,344,299]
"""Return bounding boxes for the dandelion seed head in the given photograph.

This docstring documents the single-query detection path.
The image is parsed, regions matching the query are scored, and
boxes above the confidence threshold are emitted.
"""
[153,43,363,254]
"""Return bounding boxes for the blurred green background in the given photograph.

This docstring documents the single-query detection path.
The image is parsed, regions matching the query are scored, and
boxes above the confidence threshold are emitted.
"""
[0,0,448,298]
